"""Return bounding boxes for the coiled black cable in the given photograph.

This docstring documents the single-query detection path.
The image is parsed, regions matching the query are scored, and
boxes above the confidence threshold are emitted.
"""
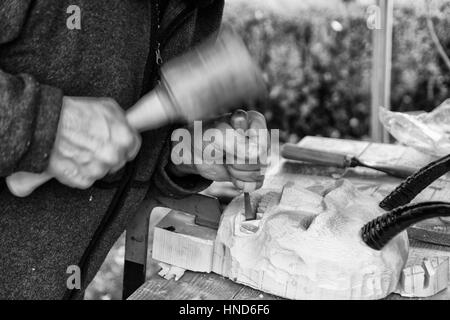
[379,154,450,210]
[362,153,450,251]
[362,201,450,250]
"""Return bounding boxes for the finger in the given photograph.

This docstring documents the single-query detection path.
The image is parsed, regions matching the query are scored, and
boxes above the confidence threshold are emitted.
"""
[108,159,127,174]
[232,178,263,192]
[95,144,122,166]
[230,109,248,131]
[80,162,108,181]
[247,110,270,165]
[211,121,241,159]
[112,122,136,151]
[230,163,264,171]
[52,163,93,189]
[48,155,79,179]
[68,175,95,190]
[55,137,94,165]
[247,110,267,130]
[127,131,142,160]
[226,165,264,182]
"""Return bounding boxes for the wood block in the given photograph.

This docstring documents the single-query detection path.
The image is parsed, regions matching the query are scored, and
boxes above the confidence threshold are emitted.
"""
[152,211,217,273]
[150,137,450,299]
[214,181,409,300]
[396,256,449,297]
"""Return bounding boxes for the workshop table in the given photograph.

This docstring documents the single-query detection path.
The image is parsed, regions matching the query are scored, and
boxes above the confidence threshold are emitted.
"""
[128,136,450,300]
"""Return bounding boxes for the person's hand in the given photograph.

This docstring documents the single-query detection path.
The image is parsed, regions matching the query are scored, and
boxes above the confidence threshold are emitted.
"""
[169,110,269,191]
[46,96,141,189]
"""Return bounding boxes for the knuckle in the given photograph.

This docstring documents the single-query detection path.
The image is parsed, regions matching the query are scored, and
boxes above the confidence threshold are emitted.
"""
[100,147,121,166]
[114,124,135,147]
[89,164,107,178]
[77,178,94,189]
[121,130,135,147]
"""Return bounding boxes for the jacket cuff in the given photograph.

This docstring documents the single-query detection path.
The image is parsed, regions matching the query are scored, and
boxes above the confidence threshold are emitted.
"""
[152,141,212,199]
[16,83,63,173]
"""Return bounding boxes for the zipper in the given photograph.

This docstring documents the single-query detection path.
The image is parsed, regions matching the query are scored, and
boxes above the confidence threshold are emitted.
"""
[157,3,197,58]
[155,42,163,66]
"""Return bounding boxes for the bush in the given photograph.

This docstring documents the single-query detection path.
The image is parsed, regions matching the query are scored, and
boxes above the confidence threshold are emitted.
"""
[224,0,450,143]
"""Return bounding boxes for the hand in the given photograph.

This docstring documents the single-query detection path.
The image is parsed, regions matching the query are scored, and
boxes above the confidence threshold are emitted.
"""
[169,110,269,191]
[47,96,141,189]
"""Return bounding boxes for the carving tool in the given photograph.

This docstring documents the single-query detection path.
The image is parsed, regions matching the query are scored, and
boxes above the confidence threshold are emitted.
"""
[281,143,417,179]
[244,192,254,220]
[230,111,257,221]
[6,27,267,197]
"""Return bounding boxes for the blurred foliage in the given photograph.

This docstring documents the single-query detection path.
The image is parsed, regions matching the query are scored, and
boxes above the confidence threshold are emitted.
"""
[224,0,450,143]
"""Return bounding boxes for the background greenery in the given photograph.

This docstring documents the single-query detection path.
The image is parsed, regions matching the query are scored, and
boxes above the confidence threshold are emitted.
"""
[85,0,450,299]
[227,0,449,142]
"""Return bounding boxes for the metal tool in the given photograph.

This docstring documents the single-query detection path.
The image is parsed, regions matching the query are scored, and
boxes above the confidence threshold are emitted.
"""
[6,27,267,197]
[244,192,254,220]
[281,143,418,179]
[229,111,257,220]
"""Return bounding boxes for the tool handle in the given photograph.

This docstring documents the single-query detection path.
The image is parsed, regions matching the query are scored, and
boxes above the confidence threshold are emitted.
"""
[281,143,349,168]
[6,172,52,197]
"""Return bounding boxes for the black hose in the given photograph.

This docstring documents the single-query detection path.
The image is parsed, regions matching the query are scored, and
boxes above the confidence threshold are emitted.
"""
[362,201,450,250]
[379,154,450,210]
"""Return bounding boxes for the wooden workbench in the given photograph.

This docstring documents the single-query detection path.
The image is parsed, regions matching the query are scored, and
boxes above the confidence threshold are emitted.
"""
[128,136,450,300]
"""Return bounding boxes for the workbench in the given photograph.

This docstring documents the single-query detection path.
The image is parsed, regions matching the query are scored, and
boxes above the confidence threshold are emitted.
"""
[128,136,450,300]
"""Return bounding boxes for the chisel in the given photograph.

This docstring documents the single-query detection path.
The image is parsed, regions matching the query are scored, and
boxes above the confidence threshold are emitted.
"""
[281,143,418,179]
[229,111,257,221]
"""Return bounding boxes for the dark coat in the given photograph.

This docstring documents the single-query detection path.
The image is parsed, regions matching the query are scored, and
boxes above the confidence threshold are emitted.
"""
[0,0,224,299]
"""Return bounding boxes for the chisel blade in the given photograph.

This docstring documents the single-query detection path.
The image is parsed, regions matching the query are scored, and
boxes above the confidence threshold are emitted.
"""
[244,192,255,220]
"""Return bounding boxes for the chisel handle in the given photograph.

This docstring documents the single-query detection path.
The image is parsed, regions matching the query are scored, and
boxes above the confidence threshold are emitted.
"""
[6,172,52,197]
[281,143,351,168]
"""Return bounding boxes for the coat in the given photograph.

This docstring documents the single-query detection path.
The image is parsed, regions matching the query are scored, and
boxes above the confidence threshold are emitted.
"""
[0,0,224,299]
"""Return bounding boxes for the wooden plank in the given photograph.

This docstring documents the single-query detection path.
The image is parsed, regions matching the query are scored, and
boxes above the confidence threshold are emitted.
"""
[152,211,217,273]
[129,271,244,300]
[131,240,450,300]
[231,286,280,300]
[395,147,438,169]
[388,240,450,300]
[358,142,407,165]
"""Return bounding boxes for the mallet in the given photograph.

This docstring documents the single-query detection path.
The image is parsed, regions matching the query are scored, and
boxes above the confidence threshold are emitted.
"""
[6,27,266,197]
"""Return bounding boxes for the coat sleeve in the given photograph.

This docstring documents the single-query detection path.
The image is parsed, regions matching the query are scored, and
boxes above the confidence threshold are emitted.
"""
[0,1,64,176]
[151,0,225,198]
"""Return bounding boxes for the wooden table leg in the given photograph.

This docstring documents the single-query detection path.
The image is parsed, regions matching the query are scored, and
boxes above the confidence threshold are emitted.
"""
[122,193,221,299]
[122,198,157,299]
